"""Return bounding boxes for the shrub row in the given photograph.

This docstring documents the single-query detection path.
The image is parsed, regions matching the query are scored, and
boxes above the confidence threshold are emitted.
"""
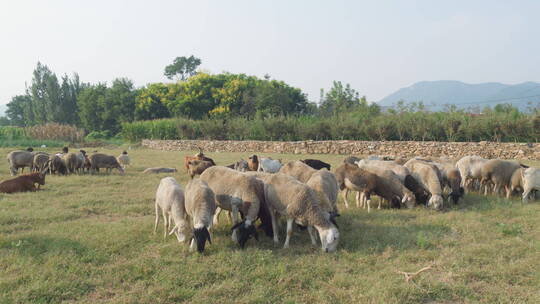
[121,111,540,143]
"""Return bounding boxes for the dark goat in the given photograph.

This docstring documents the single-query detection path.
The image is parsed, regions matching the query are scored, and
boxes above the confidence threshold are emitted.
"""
[300,159,331,170]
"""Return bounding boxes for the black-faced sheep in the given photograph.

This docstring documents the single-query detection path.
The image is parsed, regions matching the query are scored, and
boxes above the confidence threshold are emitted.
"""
[200,166,270,248]
[168,179,217,252]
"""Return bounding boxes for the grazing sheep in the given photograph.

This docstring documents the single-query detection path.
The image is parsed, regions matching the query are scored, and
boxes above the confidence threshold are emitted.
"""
[404,159,444,210]
[200,166,269,248]
[343,156,361,165]
[279,160,317,183]
[480,159,522,198]
[187,160,214,178]
[32,153,50,173]
[0,173,46,193]
[305,169,340,215]
[510,168,525,196]
[7,150,34,176]
[301,159,331,170]
[334,163,378,211]
[89,153,125,174]
[522,167,540,203]
[49,155,67,175]
[168,179,217,252]
[233,159,249,172]
[356,159,411,182]
[154,177,185,240]
[356,163,417,210]
[456,156,487,191]
[247,155,259,171]
[183,148,216,173]
[117,151,131,169]
[143,167,178,174]
[258,157,282,173]
[432,162,464,204]
[404,174,430,205]
[263,173,340,252]
[62,152,80,174]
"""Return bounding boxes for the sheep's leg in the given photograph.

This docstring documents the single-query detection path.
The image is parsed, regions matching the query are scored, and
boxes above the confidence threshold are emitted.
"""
[342,189,350,209]
[365,193,371,213]
[161,209,168,239]
[283,218,294,249]
[231,206,240,242]
[505,185,512,199]
[355,191,361,208]
[522,188,531,203]
[153,203,160,234]
[307,226,317,245]
[213,207,222,226]
[189,238,196,252]
[271,210,279,244]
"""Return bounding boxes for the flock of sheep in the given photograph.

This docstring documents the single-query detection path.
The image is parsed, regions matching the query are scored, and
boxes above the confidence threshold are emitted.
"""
[154,150,540,253]
[2,146,539,254]
[1,147,128,193]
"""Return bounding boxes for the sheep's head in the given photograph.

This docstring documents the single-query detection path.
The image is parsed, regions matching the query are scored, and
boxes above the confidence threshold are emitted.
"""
[318,225,339,253]
[402,193,416,209]
[428,195,444,210]
[116,164,125,175]
[449,187,465,204]
[193,227,212,253]
[169,223,191,243]
[231,221,258,248]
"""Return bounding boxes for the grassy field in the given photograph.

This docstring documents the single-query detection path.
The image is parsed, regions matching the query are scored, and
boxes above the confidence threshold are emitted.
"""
[0,147,539,303]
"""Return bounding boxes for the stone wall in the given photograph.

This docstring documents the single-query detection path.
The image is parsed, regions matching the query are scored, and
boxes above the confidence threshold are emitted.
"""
[141,139,540,160]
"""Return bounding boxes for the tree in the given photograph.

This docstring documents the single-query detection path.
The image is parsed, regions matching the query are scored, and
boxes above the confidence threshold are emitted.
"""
[164,55,201,81]
[6,94,33,126]
[319,81,363,115]
[78,84,107,131]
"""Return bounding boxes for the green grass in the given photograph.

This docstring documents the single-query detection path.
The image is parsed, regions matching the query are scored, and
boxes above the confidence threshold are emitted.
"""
[0,148,539,303]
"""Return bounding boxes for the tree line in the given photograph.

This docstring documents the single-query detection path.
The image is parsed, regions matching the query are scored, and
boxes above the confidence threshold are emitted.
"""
[2,57,540,143]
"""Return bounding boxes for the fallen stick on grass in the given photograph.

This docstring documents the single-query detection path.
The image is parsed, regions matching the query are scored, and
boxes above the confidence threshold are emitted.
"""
[396,265,433,282]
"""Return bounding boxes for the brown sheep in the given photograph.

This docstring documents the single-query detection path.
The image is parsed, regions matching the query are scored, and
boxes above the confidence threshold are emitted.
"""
[187,160,214,179]
[0,173,46,193]
[480,159,522,198]
[334,163,378,211]
[247,155,259,171]
[183,148,215,173]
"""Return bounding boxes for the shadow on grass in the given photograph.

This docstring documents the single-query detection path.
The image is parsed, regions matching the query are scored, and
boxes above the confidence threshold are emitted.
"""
[0,235,108,264]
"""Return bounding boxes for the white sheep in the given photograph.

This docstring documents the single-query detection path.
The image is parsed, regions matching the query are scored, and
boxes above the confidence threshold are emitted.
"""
[456,156,487,191]
[169,179,216,252]
[154,177,186,241]
[258,157,282,173]
[305,169,340,215]
[117,151,131,169]
[279,160,317,183]
[404,159,444,210]
[263,173,339,252]
[521,167,540,203]
[356,159,411,183]
[143,167,178,174]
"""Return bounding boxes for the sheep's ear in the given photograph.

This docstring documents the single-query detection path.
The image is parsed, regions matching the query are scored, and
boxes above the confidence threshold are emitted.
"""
[459,187,465,196]
[329,215,339,228]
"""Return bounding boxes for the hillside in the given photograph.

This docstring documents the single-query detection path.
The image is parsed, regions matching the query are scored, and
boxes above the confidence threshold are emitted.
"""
[378,80,540,110]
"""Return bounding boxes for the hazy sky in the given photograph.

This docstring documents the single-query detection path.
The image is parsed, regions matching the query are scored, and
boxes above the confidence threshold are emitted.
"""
[1,0,540,108]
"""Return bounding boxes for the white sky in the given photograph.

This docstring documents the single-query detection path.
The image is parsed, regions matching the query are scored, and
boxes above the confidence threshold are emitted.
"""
[1,0,539,108]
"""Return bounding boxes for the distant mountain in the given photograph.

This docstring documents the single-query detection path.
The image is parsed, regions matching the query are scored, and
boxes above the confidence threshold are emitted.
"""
[378,80,540,111]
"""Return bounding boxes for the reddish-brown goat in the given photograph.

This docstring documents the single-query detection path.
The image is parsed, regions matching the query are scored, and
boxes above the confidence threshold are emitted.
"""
[0,173,46,194]
[183,149,215,173]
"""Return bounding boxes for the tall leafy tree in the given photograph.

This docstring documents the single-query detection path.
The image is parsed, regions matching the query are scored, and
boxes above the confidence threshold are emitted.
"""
[164,55,201,81]
[78,84,108,131]
[319,81,363,116]
[6,94,32,126]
